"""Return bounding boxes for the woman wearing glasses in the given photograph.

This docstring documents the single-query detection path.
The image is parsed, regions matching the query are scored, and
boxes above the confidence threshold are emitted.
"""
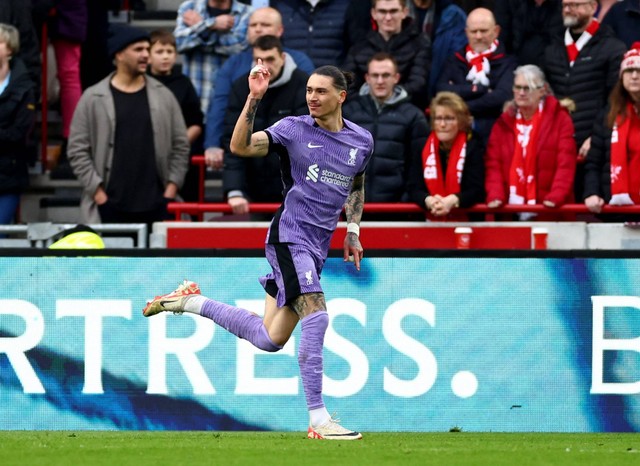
[484,64,577,219]
[408,91,485,218]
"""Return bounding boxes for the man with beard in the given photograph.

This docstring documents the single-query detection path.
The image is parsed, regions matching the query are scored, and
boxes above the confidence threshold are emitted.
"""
[67,24,190,224]
[542,0,625,200]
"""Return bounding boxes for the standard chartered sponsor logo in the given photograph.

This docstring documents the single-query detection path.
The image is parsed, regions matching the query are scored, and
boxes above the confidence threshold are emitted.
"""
[306,164,320,182]
[320,169,352,188]
[306,164,353,188]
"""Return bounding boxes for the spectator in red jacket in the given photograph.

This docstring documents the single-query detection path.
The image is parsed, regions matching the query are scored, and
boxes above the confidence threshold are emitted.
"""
[485,64,577,219]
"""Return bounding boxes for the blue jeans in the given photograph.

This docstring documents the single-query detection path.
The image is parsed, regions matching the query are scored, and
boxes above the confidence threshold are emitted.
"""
[0,193,20,225]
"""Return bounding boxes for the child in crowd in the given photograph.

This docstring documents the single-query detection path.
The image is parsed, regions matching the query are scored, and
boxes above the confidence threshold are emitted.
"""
[148,30,203,203]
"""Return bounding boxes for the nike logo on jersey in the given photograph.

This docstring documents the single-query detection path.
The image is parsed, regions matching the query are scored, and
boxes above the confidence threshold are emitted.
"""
[308,143,323,148]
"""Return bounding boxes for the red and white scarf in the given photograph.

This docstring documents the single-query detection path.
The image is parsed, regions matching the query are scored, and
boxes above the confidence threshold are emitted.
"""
[422,131,467,196]
[610,102,640,205]
[465,40,498,86]
[565,19,600,66]
[509,102,544,206]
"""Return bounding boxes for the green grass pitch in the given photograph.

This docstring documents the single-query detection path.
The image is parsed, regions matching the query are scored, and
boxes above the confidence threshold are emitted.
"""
[1,432,639,466]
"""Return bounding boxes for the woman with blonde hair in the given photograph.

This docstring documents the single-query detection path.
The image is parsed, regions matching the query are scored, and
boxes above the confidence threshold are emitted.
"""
[408,91,485,218]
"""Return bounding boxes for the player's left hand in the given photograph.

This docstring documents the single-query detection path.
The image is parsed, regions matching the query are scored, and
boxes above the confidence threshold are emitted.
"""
[343,233,363,271]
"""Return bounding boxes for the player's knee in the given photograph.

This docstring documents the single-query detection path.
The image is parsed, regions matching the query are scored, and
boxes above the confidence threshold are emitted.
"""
[259,339,283,352]
[301,310,329,334]
[311,309,329,330]
[259,327,285,352]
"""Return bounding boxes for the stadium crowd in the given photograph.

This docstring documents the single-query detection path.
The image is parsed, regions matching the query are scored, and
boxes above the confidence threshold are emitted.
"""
[1,0,640,227]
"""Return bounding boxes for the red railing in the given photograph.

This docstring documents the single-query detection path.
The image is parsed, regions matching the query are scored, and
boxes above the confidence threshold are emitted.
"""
[192,155,207,204]
[165,157,640,221]
[166,201,640,221]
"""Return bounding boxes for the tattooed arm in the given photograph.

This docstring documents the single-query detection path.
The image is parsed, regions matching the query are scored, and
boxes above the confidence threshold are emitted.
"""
[229,59,270,158]
[343,173,365,270]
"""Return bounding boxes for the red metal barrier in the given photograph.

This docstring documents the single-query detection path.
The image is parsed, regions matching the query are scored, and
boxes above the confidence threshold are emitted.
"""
[167,201,640,221]
[164,224,535,250]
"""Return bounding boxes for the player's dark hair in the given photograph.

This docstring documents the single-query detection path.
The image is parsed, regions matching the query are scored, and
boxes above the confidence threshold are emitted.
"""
[253,35,283,54]
[312,66,354,92]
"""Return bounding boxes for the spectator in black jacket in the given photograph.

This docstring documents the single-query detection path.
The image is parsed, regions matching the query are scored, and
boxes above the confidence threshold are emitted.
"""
[408,91,485,220]
[270,0,352,67]
[601,0,640,49]
[343,52,428,219]
[494,0,563,67]
[542,0,626,200]
[221,35,308,219]
[0,23,36,227]
[343,0,432,109]
[436,7,517,144]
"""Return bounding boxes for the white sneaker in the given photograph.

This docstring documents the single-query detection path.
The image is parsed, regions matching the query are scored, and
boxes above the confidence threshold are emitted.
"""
[307,418,362,440]
[142,280,201,317]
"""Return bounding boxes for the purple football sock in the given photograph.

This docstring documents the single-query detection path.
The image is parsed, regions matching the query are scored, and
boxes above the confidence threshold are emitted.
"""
[298,311,329,410]
[200,299,281,352]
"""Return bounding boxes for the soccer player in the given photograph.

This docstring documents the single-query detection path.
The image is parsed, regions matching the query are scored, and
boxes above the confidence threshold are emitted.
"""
[143,61,374,440]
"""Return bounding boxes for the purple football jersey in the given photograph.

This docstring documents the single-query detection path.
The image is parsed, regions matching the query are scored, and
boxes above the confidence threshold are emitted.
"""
[264,115,374,257]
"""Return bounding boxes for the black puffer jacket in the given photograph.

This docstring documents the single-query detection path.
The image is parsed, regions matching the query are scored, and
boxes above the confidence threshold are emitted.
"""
[0,58,36,194]
[343,86,429,202]
[271,0,350,67]
[343,24,432,109]
[495,0,564,67]
[542,25,626,147]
